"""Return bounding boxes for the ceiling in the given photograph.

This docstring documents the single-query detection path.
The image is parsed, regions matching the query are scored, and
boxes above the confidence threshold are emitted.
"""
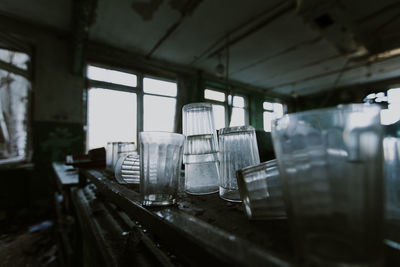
[1,0,400,97]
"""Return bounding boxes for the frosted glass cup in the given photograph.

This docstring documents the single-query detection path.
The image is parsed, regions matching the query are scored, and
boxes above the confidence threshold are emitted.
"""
[114,152,140,184]
[219,126,260,202]
[236,159,286,220]
[139,132,185,206]
[106,142,136,170]
[384,119,400,245]
[182,103,219,195]
[271,104,384,266]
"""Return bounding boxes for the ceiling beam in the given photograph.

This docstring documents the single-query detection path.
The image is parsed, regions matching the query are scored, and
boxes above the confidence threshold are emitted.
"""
[206,0,296,60]
[146,0,203,59]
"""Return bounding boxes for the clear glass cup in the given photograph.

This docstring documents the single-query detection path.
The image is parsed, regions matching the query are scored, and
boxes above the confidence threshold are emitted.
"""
[384,119,400,245]
[219,126,260,202]
[236,159,286,220]
[182,103,219,195]
[271,104,384,266]
[114,152,140,184]
[106,142,136,170]
[139,131,185,206]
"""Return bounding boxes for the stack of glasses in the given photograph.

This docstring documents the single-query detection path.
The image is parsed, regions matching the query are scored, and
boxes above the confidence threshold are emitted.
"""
[182,103,219,195]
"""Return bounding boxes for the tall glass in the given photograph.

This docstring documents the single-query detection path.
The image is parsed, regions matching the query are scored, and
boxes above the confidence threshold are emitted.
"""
[271,104,384,266]
[182,103,219,194]
[384,119,400,245]
[219,126,260,202]
[236,160,286,220]
[139,132,185,206]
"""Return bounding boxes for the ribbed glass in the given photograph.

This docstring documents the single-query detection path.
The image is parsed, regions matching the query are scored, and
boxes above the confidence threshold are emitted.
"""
[106,141,136,170]
[139,132,184,206]
[114,152,140,184]
[237,160,286,220]
[272,104,384,266]
[384,119,400,246]
[182,103,219,194]
[219,126,260,202]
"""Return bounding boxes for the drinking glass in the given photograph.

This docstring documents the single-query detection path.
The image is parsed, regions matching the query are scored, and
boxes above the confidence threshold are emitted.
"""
[182,103,219,194]
[114,152,140,184]
[106,142,136,170]
[219,126,260,202]
[384,119,400,245]
[139,131,185,206]
[271,104,384,266]
[236,159,286,220]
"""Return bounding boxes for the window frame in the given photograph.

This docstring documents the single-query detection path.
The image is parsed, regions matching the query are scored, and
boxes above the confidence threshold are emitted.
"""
[203,88,249,128]
[85,63,178,151]
[0,46,33,166]
[263,100,285,132]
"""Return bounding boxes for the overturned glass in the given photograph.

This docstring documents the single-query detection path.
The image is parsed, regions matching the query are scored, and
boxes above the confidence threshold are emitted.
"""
[236,160,286,220]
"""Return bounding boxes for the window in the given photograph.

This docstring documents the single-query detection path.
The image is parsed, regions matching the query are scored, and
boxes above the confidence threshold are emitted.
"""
[86,65,178,150]
[87,65,137,87]
[263,101,284,132]
[143,77,177,132]
[86,65,138,150]
[204,89,248,130]
[87,89,137,149]
[364,88,400,125]
[0,48,31,164]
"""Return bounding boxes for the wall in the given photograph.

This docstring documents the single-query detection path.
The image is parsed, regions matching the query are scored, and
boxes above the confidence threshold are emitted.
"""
[0,15,85,213]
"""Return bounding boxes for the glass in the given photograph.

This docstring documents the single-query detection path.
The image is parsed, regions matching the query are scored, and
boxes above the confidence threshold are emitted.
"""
[384,119,400,245]
[204,89,225,102]
[236,160,286,220]
[143,95,176,132]
[212,104,225,130]
[87,65,137,87]
[87,89,137,150]
[106,142,136,170]
[114,152,140,184]
[271,104,384,266]
[143,77,177,97]
[182,103,219,194]
[219,126,260,202]
[139,132,184,206]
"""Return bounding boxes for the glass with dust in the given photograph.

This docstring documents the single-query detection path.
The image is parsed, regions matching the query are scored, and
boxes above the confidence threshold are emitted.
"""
[271,104,384,266]
[182,103,220,194]
[139,132,185,206]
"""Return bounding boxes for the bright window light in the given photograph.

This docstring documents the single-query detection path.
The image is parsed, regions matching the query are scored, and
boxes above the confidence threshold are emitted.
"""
[143,77,177,97]
[212,104,226,130]
[273,103,284,117]
[263,101,274,111]
[205,89,225,102]
[381,88,400,125]
[230,107,245,127]
[144,95,176,131]
[87,88,137,150]
[228,95,245,108]
[87,65,137,87]
[263,101,284,132]
[263,112,274,132]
